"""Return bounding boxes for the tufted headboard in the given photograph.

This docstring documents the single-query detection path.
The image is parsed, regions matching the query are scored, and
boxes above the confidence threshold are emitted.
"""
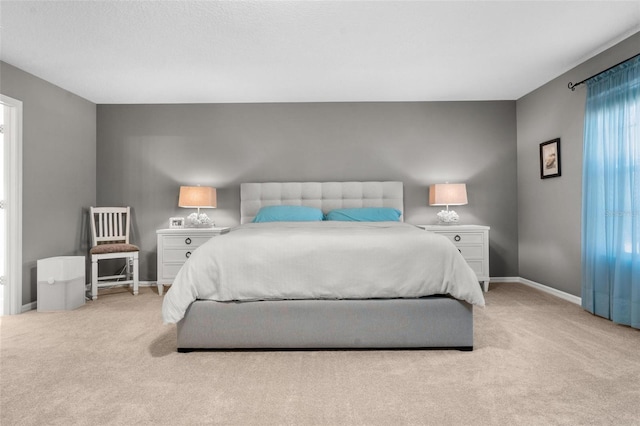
[240,181,404,224]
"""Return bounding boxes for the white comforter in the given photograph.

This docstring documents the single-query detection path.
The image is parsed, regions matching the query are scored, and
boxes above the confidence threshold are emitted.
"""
[162,222,485,323]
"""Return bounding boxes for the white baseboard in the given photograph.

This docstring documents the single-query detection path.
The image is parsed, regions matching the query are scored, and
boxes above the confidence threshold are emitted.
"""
[83,280,157,288]
[491,276,582,305]
[22,279,581,312]
[21,301,37,313]
[488,277,520,283]
[23,281,160,313]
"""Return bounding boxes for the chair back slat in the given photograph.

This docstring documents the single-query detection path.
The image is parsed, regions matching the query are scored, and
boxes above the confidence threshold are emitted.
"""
[90,207,131,246]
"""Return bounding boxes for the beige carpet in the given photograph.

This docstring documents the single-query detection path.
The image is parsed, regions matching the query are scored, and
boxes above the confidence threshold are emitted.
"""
[1,283,639,425]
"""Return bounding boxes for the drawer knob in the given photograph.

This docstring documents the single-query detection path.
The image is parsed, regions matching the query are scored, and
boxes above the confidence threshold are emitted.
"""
[454,235,461,242]
[185,237,192,245]
[185,251,192,259]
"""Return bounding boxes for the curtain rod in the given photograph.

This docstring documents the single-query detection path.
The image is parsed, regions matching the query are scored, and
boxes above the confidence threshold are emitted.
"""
[568,52,640,91]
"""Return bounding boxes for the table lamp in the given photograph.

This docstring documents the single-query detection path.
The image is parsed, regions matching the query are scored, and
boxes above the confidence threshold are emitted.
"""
[178,186,217,228]
[429,183,467,224]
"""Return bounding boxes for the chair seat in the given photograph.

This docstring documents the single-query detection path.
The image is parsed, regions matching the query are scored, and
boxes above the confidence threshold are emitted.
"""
[90,243,140,255]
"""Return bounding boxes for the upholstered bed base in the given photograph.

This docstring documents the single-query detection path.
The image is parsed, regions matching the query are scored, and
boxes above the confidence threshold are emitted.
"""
[177,296,473,351]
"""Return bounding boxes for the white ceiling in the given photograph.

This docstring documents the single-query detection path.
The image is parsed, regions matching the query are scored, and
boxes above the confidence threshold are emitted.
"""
[1,1,639,104]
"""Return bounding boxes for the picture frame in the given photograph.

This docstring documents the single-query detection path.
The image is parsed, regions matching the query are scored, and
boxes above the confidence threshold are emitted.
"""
[169,217,184,229]
[540,138,561,179]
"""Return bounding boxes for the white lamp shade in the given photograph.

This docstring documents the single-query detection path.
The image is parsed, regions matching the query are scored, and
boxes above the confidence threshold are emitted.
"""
[429,183,468,206]
[178,186,217,208]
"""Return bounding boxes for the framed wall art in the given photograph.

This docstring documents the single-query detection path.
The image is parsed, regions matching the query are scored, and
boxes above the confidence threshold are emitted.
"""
[540,138,561,179]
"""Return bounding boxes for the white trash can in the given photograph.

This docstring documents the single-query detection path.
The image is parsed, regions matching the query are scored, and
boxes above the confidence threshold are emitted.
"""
[37,256,86,312]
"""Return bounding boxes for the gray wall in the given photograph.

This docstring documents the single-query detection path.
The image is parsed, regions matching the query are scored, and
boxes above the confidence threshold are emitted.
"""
[0,62,96,305]
[516,31,640,297]
[97,101,518,281]
[3,28,637,303]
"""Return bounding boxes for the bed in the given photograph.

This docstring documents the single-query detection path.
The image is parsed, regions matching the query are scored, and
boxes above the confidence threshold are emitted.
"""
[162,181,485,351]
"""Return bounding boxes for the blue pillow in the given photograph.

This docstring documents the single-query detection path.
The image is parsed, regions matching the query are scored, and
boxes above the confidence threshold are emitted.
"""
[252,205,324,223]
[325,207,402,222]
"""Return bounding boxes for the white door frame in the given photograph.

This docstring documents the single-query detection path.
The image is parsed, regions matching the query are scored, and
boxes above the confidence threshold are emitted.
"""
[1,94,23,315]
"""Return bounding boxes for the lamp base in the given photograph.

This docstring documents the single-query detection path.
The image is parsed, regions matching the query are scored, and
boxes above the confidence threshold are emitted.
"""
[185,212,215,228]
[436,210,460,224]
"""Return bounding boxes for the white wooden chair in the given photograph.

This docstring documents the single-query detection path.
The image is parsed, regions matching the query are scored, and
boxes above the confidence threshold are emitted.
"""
[89,207,139,300]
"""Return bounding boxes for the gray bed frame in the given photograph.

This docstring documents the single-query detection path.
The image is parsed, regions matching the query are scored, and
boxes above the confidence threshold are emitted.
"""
[176,182,474,352]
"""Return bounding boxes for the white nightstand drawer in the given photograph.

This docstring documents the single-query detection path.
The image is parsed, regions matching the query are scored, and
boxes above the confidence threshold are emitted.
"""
[162,263,184,278]
[437,232,484,245]
[163,249,197,262]
[156,227,230,296]
[417,224,490,292]
[457,245,484,260]
[465,260,485,276]
[163,235,212,249]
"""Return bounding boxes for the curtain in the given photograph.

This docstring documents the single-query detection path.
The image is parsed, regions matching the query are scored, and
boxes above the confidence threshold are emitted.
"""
[582,56,640,328]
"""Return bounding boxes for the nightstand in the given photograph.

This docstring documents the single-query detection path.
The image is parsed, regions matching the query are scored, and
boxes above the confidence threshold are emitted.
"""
[417,224,490,292]
[156,227,230,296]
